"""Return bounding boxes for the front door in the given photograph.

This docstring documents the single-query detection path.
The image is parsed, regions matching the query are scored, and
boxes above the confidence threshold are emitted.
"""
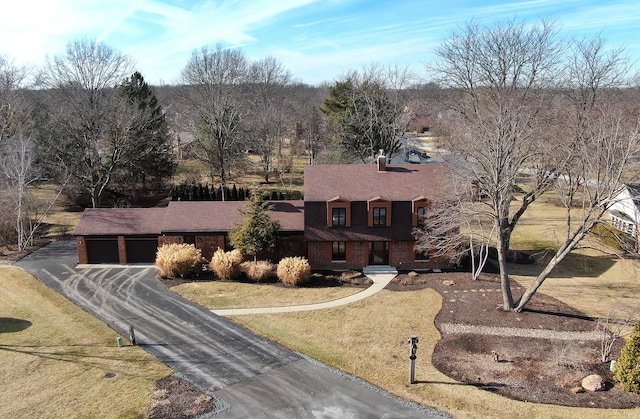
[369,241,389,265]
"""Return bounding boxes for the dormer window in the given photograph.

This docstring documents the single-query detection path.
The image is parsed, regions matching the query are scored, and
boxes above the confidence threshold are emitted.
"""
[412,196,431,227]
[327,196,351,227]
[368,197,391,227]
[373,207,387,226]
[332,207,347,226]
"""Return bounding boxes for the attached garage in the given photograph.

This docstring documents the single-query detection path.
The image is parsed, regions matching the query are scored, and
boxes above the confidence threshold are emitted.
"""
[125,237,159,263]
[74,201,305,265]
[74,208,165,264]
[85,237,119,264]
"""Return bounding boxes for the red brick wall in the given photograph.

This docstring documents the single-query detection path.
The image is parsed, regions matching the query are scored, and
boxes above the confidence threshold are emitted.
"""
[117,236,127,263]
[197,235,225,261]
[308,241,368,270]
[308,240,452,271]
[76,236,88,264]
[159,235,183,247]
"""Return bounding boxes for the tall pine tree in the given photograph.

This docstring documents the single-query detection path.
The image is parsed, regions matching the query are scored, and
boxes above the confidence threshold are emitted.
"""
[229,184,280,262]
[111,71,175,204]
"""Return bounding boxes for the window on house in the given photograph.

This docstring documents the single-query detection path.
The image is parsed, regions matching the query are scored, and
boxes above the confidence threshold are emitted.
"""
[373,207,387,227]
[414,247,429,261]
[416,206,429,226]
[332,241,346,261]
[332,207,346,227]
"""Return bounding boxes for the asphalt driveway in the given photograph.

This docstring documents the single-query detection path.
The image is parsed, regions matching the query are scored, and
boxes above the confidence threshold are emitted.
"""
[15,241,448,418]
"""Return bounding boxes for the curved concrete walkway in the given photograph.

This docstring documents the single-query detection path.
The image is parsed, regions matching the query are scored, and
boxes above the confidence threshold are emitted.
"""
[212,272,397,316]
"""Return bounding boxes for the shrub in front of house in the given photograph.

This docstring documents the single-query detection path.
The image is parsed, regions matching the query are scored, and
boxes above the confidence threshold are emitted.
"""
[210,248,243,280]
[614,321,640,394]
[240,260,276,283]
[277,256,311,286]
[155,243,203,279]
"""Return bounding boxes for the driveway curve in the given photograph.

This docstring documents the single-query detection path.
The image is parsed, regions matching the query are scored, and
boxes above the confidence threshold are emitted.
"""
[15,241,447,418]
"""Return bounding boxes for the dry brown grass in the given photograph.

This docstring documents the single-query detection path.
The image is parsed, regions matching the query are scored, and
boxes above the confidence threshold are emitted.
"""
[231,290,638,419]
[0,267,172,418]
[183,190,640,418]
[171,280,362,309]
[504,194,640,322]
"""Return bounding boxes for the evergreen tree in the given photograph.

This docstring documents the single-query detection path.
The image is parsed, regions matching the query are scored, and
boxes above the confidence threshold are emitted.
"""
[111,71,175,204]
[229,183,280,262]
[614,321,640,394]
[231,184,238,201]
[321,73,403,163]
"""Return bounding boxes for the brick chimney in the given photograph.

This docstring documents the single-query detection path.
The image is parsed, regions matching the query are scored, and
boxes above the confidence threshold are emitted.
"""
[376,149,386,171]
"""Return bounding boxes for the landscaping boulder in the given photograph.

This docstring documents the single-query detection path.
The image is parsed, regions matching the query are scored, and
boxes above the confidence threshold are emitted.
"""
[581,374,605,392]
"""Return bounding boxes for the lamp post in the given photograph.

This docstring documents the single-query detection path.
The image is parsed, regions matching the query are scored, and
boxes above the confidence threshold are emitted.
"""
[408,334,418,384]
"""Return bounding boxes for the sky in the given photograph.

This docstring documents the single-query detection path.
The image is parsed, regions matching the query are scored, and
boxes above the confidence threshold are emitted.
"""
[2,0,640,86]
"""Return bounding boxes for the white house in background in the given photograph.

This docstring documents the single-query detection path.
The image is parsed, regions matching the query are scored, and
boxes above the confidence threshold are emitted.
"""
[606,184,640,238]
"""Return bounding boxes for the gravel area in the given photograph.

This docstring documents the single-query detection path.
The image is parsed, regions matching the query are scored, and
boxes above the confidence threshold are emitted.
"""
[440,323,607,341]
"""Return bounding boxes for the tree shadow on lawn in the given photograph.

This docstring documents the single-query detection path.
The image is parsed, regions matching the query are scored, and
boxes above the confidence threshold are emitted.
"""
[507,250,618,278]
[0,343,153,370]
[0,318,32,333]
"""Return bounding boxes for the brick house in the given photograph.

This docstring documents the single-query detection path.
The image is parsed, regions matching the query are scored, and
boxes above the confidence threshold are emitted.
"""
[303,155,452,271]
[74,155,453,270]
[74,201,305,264]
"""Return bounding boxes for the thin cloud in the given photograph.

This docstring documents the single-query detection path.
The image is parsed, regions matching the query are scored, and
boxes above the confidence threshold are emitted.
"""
[0,0,638,85]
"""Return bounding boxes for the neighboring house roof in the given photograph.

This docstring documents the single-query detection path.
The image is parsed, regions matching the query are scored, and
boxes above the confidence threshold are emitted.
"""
[74,208,166,236]
[626,184,640,208]
[73,201,305,236]
[608,184,640,225]
[303,162,451,202]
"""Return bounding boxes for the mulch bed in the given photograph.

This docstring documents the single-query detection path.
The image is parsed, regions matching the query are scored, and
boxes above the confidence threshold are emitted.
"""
[389,271,640,409]
[145,375,217,418]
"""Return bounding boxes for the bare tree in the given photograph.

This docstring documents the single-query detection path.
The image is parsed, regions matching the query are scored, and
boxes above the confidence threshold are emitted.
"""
[246,56,293,183]
[413,173,495,280]
[0,54,30,142]
[296,103,326,164]
[429,20,640,312]
[180,44,248,187]
[0,137,66,250]
[431,19,563,310]
[514,107,640,311]
[39,38,133,207]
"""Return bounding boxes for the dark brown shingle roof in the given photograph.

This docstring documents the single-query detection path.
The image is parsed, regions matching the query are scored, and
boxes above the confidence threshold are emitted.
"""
[74,201,305,236]
[73,208,166,236]
[161,201,304,233]
[303,163,451,202]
